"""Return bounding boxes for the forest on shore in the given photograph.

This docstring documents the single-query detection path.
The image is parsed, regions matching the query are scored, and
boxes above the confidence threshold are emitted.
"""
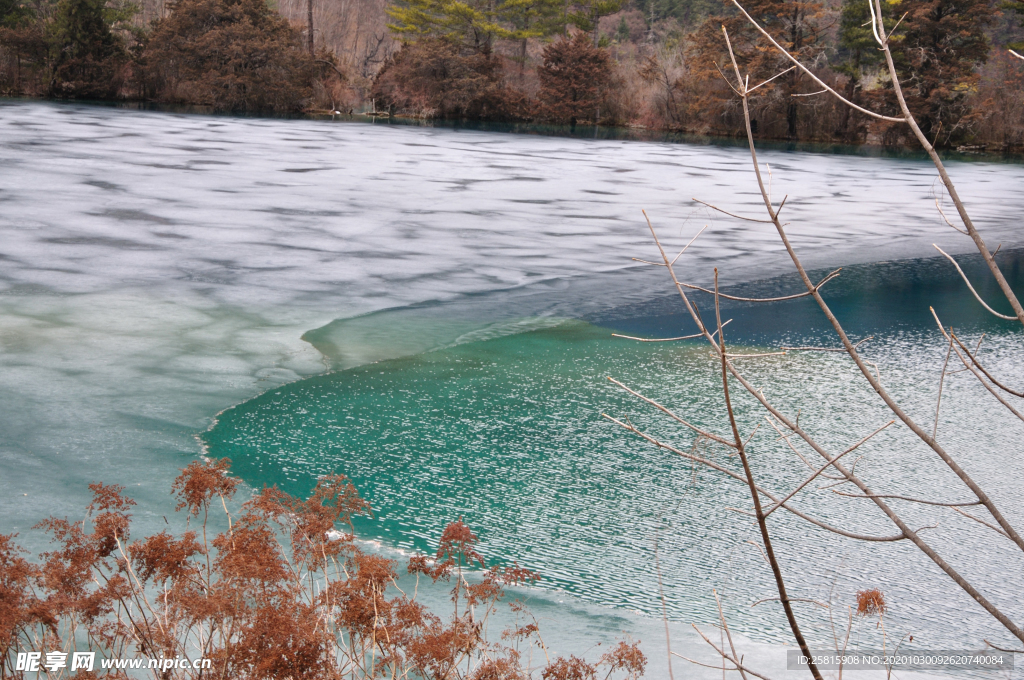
[1,0,1023,148]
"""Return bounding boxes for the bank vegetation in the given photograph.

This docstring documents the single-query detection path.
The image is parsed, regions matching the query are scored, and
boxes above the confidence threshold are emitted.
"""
[1,0,1023,147]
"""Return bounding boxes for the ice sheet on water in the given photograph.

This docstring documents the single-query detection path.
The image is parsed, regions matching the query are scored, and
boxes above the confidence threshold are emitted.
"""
[1,102,1023,667]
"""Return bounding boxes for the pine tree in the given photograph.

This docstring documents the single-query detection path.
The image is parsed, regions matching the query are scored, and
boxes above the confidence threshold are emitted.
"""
[1000,0,1024,50]
[536,32,610,123]
[47,0,125,97]
[1,0,33,27]
[386,0,558,53]
[688,0,827,138]
[834,0,889,138]
[567,0,626,45]
[883,0,993,145]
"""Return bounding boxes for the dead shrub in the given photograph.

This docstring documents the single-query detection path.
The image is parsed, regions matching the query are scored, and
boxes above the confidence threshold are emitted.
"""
[1,459,646,679]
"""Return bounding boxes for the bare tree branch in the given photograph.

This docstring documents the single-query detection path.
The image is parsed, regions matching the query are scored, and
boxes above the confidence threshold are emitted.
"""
[782,336,872,352]
[953,506,1011,540]
[612,320,731,343]
[933,245,1017,320]
[693,198,774,223]
[607,377,737,447]
[676,269,842,303]
[603,414,905,541]
[833,491,982,507]
[762,420,894,519]
[727,0,905,122]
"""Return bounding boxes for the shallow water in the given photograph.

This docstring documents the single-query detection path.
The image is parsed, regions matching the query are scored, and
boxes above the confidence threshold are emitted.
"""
[2,99,1023,676]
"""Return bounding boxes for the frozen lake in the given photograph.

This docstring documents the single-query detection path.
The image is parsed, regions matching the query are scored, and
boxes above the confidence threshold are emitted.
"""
[2,99,1023,677]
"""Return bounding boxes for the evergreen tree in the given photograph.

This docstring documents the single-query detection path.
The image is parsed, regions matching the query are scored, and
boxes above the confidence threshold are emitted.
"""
[567,0,626,45]
[834,0,889,138]
[386,0,559,53]
[47,0,125,97]
[143,0,316,111]
[1001,0,1024,50]
[614,14,629,41]
[1,0,33,27]
[536,32,610,123]
[688,0,827,138]
[883,0,993,144]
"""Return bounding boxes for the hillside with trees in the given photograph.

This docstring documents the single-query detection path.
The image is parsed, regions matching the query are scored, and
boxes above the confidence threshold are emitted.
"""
[1,0,1022,146]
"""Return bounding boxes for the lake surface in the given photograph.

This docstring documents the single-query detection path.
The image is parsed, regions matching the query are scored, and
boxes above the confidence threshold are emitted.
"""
[2,99,1023,677]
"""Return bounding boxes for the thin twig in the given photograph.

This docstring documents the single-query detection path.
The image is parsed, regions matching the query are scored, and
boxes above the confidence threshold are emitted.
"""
[604,414,904,541]
[934,332,954,439]
[931,310,1024,422]
[933,245,1016,320]
[747,65,798,94]
[653,521,675,680]
[949,332,1024,398]
[684,625,776,680]
[985,640,1024,653]
[612,319,731,343]
[693,197,774,223]
[782,336,872,352]
[833,491,982,507]
[953,506,1011,539]
[671,224,710,265]
[714,590,749,680]
[935,197,968,235]
[762,420,894,519]
[677,269,842,302]
[751,597,828,608]
[724,351,788,358]
[607,377,737,447]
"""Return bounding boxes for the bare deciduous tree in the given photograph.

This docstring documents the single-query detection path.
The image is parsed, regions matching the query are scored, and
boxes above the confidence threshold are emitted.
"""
[608,2,1024,676]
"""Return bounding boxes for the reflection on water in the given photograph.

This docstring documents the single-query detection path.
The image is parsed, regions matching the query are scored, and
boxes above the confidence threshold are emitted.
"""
[1,99,1023,674]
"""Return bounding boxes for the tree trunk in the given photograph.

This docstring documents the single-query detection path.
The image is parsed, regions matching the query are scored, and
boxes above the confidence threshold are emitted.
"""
[306,0,314,56]
[837,72,856,139]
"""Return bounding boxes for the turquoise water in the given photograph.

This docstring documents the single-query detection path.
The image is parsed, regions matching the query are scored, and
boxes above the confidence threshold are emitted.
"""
[3,99,1023,675]
[202,254,1024,656]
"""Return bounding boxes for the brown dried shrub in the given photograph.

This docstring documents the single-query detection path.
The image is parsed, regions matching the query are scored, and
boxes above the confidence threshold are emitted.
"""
[372,38,534,121]
[535,34,611,126]
[856,588,887,616]
[0,458,646,679]
[142,0,318,112]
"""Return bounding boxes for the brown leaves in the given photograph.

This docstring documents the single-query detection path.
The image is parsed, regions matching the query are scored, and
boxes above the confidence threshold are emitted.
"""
[142,0,319,112]
[5,459,640,679]
[129,530,204,584]
[600,641,647,678]
[0,533,54,657]
[372,38,534,121]
[542,656,598,680]
[856,588,887,616]
[172,457,238,517]
[438,518,486,569]
[536,34,612,125]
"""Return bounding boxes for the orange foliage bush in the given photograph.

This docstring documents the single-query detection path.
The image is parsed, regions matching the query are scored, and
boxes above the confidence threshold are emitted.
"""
[372,38,533,120]
[142,0,318,112]
[1,458,646,679]
[535,34,611,126]
[856,589,886,617]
